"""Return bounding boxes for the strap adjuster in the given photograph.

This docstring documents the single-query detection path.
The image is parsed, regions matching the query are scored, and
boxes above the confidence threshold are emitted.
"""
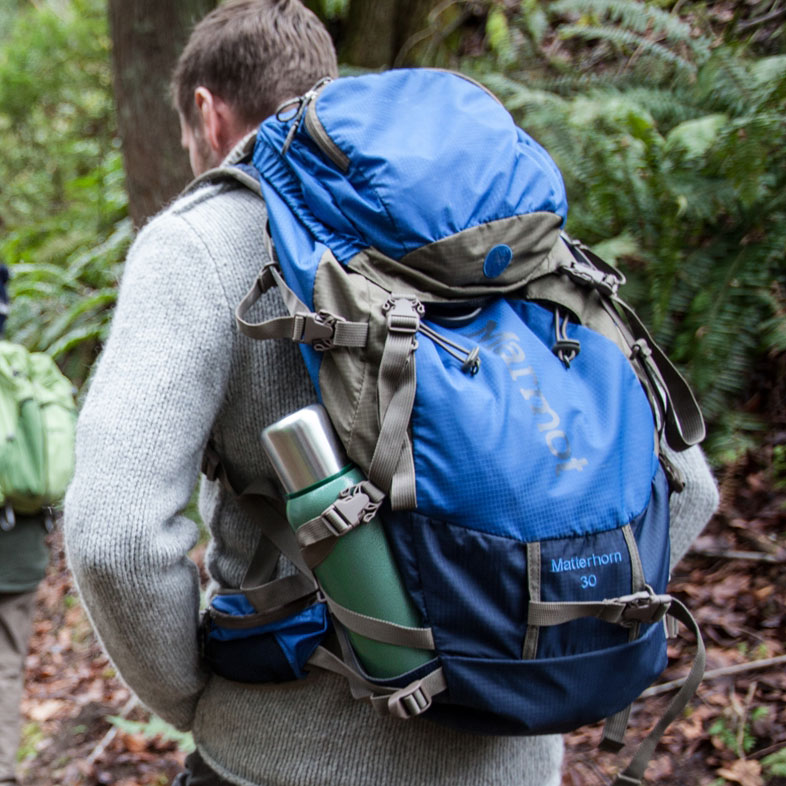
[321,483,382,537]
[564,258,622,297]
[616,589,672,626]
[293,311,344,351]
[388,684,432,719]
[383,296,424,334]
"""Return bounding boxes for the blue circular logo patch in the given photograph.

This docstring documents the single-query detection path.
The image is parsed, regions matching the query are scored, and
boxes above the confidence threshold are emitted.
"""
[483,244,513,279]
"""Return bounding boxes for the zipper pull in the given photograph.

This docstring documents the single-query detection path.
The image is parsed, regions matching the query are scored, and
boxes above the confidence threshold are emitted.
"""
[276,76,333,156]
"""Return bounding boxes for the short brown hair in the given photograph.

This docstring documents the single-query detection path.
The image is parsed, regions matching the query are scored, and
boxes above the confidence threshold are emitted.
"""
[172,0,338,130]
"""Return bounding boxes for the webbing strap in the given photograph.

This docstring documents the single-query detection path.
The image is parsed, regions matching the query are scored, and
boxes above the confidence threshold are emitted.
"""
[600,526,646,750]
[235,264,367,348]
[522,542,541,660]
[227,477,312,580]
[552,235,704,451]
[326,596,435,650]
[295,480,385,569]
[527,589,673,628]
[612,599,705,786]
[622,524,646,593]
[308,646,447,719]
[367,296,420,508]
[601,705,632,753]
[612,297,705,451]
[239,571,318,617]
[209,573,319,629]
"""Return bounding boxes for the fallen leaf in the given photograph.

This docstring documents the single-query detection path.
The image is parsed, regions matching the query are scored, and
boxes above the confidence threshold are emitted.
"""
[717,759,763,786]
[27,699,66,722]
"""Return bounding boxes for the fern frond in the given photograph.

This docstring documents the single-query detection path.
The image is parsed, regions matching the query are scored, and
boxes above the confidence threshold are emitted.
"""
[558,24,697,76]
[550,0,707,59]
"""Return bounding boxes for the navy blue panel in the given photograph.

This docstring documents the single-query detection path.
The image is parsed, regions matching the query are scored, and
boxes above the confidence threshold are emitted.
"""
[439,621,667,734]
[204,631,298,684]
[633,464,671,593]
[205,599,330,679]
[537,529,634,658]
[535,468,669,658]
[385,510,527,660]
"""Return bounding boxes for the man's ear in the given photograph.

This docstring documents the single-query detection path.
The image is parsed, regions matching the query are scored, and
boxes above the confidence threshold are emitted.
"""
[194,86,248,159]
[194,86,222,154]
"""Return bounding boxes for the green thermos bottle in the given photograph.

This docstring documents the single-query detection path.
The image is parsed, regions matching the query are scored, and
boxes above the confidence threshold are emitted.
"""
[261,404,433,679]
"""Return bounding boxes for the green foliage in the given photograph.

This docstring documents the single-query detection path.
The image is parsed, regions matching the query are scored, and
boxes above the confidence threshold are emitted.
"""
[763,746,786,778]
[471,1,786,461]
[0,0,129,390]
[709,704,770,761]
[107,714,196,753]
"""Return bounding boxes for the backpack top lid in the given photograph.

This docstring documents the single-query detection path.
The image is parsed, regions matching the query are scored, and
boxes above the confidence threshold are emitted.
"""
[253,69,568,294]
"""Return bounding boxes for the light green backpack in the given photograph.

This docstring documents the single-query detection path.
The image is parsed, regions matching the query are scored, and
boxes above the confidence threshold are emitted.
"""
[0,340,76,523]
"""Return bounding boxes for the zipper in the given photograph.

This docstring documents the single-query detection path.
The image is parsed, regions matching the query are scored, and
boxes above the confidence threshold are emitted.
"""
[276,77,350,173]
[304,98,350,172]
[276,76,334,157]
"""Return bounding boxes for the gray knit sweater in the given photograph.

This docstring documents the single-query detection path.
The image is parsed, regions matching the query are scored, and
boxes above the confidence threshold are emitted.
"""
[64,174,718,786]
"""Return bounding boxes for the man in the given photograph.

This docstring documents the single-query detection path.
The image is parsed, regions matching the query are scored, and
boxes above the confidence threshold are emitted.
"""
[0,264,50,786]
[64,2,719,785]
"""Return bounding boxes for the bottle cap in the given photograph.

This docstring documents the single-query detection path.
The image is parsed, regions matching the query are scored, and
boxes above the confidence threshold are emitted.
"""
[261,404,349,494]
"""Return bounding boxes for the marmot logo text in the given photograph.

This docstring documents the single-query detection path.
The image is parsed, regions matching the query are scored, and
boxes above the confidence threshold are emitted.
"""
[466,320,588,475]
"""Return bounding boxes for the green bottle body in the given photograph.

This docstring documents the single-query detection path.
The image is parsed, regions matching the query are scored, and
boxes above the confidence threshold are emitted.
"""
[286,465,433,678]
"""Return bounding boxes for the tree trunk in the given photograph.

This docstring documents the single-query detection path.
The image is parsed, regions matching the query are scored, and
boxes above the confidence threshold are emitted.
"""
[341,0,399,68]
[108,0,217,227]
[340,0,443,69]
[395,0,442,65]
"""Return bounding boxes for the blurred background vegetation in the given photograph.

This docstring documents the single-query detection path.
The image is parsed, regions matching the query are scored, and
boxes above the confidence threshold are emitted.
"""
[1,0,784,467]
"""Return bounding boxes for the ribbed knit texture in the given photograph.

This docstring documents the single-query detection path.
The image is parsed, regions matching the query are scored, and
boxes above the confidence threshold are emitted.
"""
[64,173,717,786]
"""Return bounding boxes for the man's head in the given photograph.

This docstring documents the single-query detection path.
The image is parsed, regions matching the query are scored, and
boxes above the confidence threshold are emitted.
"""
[172,0,338,174]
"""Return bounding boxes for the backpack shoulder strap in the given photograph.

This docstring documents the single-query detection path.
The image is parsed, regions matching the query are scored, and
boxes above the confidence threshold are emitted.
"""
[527,235,706,451]
[181,131,262,197]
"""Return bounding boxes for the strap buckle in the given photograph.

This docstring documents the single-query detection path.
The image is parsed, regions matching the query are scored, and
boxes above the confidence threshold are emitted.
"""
[616,589,672,627]
[322,483,382,537]
[564,258,622,297]
[387,683,432,719]
[294,311,344,351]
[383,296,424,334]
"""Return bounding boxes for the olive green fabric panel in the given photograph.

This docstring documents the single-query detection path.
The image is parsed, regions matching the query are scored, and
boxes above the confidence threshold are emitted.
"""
[347,213,563,300]
[524,271,632,357]
[313,250,397,475]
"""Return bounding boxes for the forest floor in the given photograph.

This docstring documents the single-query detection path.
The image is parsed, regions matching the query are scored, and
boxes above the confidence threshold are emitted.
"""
[14,446,786,786]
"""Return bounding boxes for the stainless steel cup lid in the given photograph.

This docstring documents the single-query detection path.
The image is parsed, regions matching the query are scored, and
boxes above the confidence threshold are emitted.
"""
[261,404,349,494]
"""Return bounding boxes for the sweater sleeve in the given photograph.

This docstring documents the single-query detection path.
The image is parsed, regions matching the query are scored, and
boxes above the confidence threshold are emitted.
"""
[666,443,720,571]
[64,206,235,730]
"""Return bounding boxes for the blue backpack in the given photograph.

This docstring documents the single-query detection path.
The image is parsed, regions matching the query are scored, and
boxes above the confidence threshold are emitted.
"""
[198,69,706,786]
